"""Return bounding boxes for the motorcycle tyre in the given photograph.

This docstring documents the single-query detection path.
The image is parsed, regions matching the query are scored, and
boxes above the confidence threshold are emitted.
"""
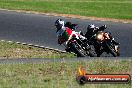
[106,43,117,57]
[70,43,86,57]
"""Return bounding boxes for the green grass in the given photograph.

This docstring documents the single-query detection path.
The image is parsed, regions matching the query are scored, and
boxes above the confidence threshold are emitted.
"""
[0,0,132,19]
[0,59,131,87]
[0,41,75,59]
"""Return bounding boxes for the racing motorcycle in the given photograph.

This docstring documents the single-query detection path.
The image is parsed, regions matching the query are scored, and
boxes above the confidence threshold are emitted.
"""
[58,29,95,57]
[88,31,120,57]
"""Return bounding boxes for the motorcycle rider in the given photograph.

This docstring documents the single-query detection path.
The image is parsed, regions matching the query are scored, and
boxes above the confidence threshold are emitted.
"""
[85,24,119,56]
[65,21,78,30]
[85,24,106,40]
[55,19,87,52]
[85,24,119,45]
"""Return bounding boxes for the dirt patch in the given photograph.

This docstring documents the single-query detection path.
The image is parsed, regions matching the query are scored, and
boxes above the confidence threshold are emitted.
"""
[1,9,132,23]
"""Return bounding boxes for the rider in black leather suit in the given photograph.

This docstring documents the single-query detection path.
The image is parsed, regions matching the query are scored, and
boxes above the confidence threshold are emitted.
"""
[85,24,119,56]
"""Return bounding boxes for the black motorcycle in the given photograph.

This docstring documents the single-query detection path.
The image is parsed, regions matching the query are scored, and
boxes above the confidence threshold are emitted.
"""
[87,31,120,57]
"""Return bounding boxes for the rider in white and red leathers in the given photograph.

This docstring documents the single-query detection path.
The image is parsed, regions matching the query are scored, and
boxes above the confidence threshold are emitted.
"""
[55,19,86,52]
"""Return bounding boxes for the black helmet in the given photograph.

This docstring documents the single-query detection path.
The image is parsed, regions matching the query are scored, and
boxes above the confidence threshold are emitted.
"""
[55,19,65,29]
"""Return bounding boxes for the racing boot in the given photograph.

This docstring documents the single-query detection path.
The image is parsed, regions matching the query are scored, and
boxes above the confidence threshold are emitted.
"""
[111,38,120,56]
[112,38,120,45]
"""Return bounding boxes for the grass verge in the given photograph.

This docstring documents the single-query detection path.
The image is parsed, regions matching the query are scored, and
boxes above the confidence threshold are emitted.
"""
[0,41,75,59]
[0,59,131,87]
[0,0,132,20]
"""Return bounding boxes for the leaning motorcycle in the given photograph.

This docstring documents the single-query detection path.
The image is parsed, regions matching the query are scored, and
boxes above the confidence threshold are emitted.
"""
[58,30,95,57]
[89,31,120,57]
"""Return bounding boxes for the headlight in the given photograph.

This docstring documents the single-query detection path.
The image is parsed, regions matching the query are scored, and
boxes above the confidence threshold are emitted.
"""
[97,33,104,40]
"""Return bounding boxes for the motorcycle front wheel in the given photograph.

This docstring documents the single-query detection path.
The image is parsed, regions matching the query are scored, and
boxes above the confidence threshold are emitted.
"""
[70,43,86,57]
[106,43,117,57]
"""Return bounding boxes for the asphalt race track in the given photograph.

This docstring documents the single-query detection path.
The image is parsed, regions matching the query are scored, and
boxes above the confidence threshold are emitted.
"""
[0,10,132,57]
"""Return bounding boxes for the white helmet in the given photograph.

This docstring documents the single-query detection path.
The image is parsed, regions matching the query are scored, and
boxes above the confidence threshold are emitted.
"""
[55,19,65,29]
[87,24,95,30]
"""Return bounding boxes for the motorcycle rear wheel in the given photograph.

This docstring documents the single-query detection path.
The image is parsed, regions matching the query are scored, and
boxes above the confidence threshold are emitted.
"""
[87,45,97,57]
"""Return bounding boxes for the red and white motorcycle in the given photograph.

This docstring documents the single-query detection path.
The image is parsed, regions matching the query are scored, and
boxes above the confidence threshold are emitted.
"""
[58,28,95,57]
